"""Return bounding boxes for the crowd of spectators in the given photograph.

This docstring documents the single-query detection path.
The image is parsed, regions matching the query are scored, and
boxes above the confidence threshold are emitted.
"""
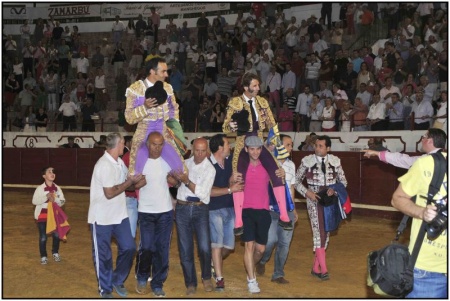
[2,3,447,133]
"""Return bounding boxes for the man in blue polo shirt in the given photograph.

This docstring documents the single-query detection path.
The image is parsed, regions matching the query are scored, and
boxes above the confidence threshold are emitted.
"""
[208,134,245,291]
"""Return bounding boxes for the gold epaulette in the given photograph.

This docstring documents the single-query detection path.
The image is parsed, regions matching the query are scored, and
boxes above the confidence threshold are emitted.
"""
[125,80,145,97]
[256,95,270,109]
[227,97,244,111]
[163,81,174,95]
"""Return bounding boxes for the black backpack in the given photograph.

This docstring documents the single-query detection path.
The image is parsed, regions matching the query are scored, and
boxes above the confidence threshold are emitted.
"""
[367,151,447,298]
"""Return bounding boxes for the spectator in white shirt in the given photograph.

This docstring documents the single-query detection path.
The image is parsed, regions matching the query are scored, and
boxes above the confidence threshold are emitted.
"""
[401,17,415,42]
[112,15,126,47]
[373,47,385,75]
[312,33,328,58]
[309,94,324,132]
[355,83,373,107]
[367,94,387,131]
[295,85,314,131]
[58,94,79,131]
[263,42,274,62]
[305,53,321,93]
[432,90,447,133]
[315,81,333,107]
[246,48,260,68]
[203,77,218,100]
[281,63,296,95]
[256,54,271,92]
[411,90,434,130]
[379,77,402,105]
[266,65,282,115]
[76,52,89,78]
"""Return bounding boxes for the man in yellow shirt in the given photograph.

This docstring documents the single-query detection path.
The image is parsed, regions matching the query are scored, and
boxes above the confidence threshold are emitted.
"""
[391,130,447,298]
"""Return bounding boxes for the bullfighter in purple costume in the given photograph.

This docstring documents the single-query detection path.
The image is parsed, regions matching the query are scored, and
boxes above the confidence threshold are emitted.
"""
[125,57,185,176]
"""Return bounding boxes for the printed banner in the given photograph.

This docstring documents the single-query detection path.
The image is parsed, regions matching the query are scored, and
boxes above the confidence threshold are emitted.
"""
[4,3,230,20]
[100,3,230,18]
[3,7,45,20]
[3,5,101,19]
[47,4,101,18]
[164,3,230,14]
[100,3,164,19]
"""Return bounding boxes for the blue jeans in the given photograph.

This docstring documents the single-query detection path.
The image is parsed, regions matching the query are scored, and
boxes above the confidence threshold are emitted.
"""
[260,210,296,280]
[135,210,173,290]
[90,218,136,295]
[37,221,60,257]
[209,207,235,250]
[353,125,369,131]
[126,197,138,238]
[175,203,211,288]
[406,267,447,298]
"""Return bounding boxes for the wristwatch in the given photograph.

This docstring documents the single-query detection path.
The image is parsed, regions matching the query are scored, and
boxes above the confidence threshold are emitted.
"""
[228,187,232,194]
[184,180,190,187]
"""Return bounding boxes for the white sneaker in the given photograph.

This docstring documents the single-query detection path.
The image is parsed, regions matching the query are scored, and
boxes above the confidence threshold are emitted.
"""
[52,253,61,262]
[41,256,48,265]
[247,280,260,294]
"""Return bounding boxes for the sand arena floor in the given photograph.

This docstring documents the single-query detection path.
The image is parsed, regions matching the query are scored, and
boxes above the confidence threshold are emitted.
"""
[3,189,405,298]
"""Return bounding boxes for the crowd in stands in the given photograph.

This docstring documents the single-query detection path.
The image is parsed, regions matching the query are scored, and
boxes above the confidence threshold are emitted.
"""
[2,3,447,133]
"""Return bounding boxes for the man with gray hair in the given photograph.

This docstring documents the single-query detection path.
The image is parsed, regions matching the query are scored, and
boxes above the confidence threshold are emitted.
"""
[170,137,216,296]
[88,132,144,298]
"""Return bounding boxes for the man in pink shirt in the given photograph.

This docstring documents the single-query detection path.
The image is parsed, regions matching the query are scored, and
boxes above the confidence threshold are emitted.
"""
[241,136,285,294]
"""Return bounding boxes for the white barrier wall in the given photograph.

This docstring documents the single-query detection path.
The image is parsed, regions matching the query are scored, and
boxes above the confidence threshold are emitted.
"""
[3,130,427,152]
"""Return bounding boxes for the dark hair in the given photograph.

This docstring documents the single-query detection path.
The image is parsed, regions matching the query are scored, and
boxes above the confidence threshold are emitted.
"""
[280,134,291,142]
[145,57,166,76]
[316,135,332,147]
[428,128,447,149]
[373,137,384,145]
[41,166,53,176]
[68,136,75,141]
[124,135,133,144]
[242,72,261,88]
[209,134,226,153]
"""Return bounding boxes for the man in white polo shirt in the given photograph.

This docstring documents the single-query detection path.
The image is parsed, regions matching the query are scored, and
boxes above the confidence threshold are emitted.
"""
[88,132,143,298]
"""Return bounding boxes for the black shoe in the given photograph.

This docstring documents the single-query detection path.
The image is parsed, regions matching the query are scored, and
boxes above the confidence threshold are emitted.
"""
[310,269,322,280]
[278,220,293,230]
[234,227,244,236]
[320,272,330,281]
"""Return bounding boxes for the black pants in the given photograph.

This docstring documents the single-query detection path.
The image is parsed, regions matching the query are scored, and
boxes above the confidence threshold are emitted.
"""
[198,30,208,51]
[205,66,217,82]
[23,57,33,76]
[62,115,77,131]
[414,122,430,131]
[154,25,159,44]
[388,122,404,131]
[82,120,95,132]
[321,4,332,29]
[59,58,69,77]
[371,120,388,131]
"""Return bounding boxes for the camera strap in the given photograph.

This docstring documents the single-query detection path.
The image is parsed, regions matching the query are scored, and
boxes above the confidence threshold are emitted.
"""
[403,151,447,277]
[395,151,447,239]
